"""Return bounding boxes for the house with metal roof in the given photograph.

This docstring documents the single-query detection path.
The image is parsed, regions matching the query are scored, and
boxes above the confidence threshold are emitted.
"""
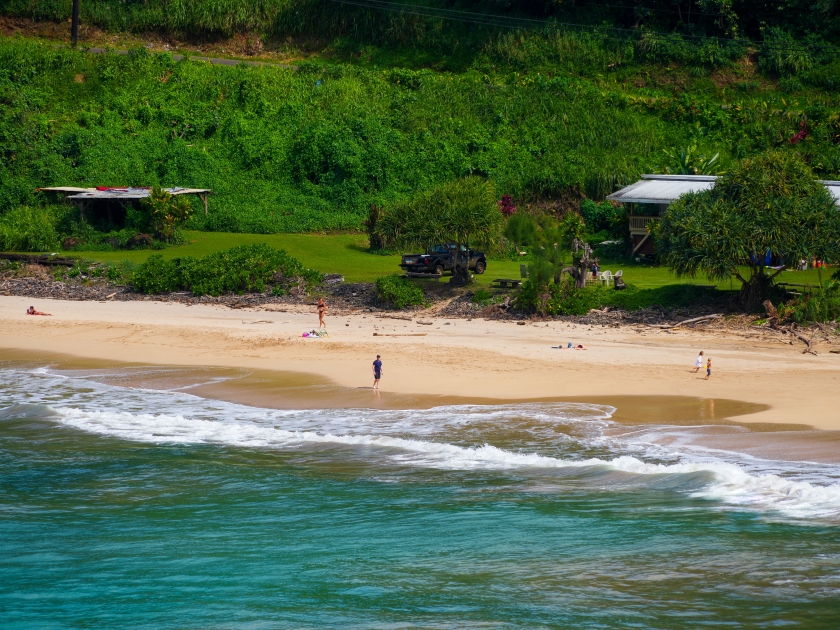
[607,175,840,256]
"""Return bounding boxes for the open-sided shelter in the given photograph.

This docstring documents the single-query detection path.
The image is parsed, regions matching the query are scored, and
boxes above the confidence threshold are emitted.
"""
[38,186,212,227]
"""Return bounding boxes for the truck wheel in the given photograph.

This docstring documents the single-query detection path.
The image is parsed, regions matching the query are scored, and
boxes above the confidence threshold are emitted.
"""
[475,260,486,275]
[434,264,444,276]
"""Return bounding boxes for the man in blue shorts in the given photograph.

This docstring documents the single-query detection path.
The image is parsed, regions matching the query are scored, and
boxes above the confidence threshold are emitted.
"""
[372,355,383,389]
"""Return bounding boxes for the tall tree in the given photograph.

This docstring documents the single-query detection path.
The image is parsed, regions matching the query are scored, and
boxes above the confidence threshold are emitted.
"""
[656,151,840,308]
[378,177,503,285]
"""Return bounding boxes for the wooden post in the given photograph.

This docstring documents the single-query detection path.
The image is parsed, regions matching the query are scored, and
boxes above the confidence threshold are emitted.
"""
[71,0,80,45]
[200,193,208,215]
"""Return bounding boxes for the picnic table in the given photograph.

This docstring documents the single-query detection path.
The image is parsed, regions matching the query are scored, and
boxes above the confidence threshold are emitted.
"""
[404,272,442,281]
[493,278,522,288]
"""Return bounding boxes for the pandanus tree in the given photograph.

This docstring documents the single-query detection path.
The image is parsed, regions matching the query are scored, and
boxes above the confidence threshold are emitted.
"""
[656,151,840,308]
[375,177,503,285]
[504,211,592,288]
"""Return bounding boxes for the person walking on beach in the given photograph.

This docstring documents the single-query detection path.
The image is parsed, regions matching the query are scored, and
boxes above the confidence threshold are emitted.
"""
[317,298,327,329]
[705,358,712,380]
[693,351,704,373]
[372,355,383,389]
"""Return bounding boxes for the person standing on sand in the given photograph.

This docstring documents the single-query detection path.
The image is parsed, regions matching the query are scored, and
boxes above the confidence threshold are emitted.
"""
[693,351,704,373]
[317,298,327,329]
[372,355,383,389]
[705,358,712,380]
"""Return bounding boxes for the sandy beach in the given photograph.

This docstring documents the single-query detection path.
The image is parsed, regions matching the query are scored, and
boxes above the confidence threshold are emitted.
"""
[2,295,839,430]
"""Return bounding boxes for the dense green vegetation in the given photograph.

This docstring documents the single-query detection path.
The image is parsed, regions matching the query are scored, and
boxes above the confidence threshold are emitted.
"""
[131,243,322,294]
[375,274,426,308]
[1,29,838,240]
[2,0,838,52]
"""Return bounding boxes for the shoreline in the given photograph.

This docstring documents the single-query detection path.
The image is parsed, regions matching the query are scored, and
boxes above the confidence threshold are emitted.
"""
[2,295,840,430]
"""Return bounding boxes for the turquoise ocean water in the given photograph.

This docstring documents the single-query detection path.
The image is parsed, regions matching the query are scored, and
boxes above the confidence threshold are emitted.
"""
[2,366,840,628]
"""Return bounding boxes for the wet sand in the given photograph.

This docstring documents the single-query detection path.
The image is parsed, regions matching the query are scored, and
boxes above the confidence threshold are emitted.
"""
[6,348,840,464]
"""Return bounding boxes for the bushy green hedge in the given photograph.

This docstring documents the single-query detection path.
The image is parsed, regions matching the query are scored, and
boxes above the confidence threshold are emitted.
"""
[131,244,323,295]
[0,206,60,252]
[131,254,183,293]
[516,278,600,316]
[179,243,322,296]
[375,275,425,309]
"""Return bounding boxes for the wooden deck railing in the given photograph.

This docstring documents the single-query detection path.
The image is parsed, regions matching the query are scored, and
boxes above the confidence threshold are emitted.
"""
[628,215,660,233]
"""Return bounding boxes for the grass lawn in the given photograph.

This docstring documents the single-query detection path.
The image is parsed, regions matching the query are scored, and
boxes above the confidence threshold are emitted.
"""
[70,231,830,290]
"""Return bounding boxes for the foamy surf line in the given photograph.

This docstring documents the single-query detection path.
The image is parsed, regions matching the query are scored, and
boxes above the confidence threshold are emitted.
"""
[53,407,840,520]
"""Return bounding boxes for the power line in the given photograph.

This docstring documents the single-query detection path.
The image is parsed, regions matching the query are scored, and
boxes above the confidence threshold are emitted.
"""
[326,0,839,55]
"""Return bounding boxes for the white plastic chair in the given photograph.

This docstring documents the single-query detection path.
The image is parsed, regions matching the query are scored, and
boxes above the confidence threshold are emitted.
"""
[615,270,623,280]
[599,270,613,285]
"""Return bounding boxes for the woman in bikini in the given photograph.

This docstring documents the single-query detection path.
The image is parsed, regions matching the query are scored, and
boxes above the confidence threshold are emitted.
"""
[317,298,327,329]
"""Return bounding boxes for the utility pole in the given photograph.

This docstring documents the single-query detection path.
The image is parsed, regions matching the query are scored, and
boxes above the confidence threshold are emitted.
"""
[71,0,80,45]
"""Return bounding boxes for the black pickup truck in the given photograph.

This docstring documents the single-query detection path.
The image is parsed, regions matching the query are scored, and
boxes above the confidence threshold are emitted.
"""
[399,243,487,275]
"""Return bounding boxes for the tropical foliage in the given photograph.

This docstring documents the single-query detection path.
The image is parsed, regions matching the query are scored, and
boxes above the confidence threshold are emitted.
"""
[1,37,839,242]
[131,243,323,295]
[376,177,503,283]
[1,0,838,49]
[375,275,426,309]
[142,186,194,242]
[0,206,60,252]
[657,151,840,307]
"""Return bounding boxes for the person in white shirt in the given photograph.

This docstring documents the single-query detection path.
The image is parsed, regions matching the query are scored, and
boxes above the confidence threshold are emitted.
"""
[693,351,704,373]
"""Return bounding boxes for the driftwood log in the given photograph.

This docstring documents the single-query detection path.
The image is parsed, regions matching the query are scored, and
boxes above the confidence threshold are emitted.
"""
[0,253,76,267]
[650,314,723,329]
[781,325,818,355]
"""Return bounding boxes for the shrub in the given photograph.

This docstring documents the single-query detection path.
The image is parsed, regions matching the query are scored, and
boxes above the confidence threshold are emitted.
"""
[470,288,495,306]
[180,244,323,296]
[0,206,60,252]
[516,277,601,316]
[580,199,617,234]
[131,255,183,293]
[780,283,840,324]
[131,244,322,296]
[104,260,137,284]
[375,275,425,309]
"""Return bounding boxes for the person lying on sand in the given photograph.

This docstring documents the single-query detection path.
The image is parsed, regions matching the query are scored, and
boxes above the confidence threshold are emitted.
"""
[27,306,52,316]
[575,344,587,350]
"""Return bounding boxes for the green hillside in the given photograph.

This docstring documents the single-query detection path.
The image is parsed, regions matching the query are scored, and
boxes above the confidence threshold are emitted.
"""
[1,0,839,234]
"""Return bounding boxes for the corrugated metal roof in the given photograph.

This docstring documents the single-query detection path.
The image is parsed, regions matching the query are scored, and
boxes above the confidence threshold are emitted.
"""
[819,180,840,206]
[37,187,95,193]
[609,175,840,206]
[65,187,211,200]
[606,175,717,204]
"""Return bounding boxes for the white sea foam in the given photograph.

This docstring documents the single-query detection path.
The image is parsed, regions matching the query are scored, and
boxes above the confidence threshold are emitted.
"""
[4,366,840,520]
[53,407,840,520]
